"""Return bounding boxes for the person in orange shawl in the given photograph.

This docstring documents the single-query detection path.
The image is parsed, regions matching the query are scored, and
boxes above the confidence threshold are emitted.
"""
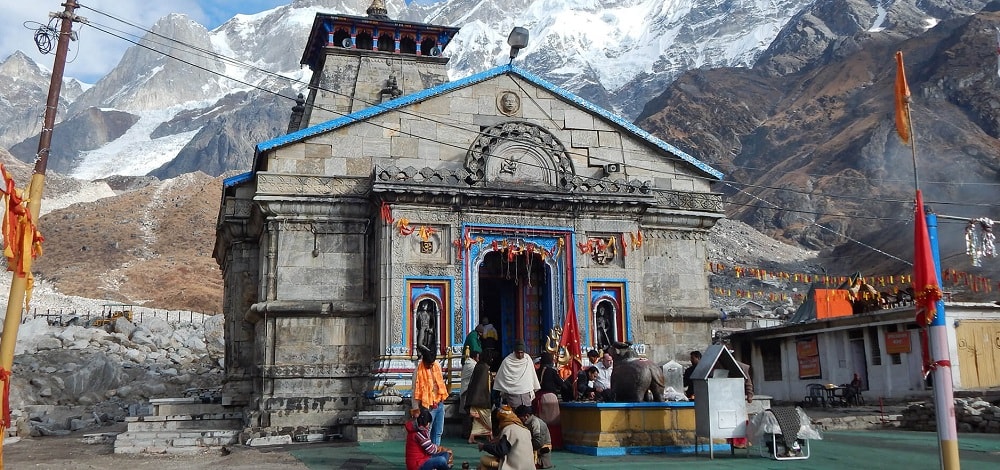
[412,346,450,445]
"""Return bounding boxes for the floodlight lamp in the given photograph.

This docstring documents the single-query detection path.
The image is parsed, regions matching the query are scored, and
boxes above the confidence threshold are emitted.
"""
[507,27,529,62]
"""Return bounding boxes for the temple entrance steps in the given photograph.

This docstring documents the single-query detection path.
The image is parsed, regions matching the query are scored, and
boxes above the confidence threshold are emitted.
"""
[113,397,243,454]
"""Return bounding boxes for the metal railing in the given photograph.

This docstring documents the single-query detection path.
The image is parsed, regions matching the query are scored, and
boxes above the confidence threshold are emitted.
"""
[20,307,216,326]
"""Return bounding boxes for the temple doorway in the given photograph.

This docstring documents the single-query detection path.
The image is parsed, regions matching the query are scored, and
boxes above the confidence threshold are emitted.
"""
[478,250,552,370]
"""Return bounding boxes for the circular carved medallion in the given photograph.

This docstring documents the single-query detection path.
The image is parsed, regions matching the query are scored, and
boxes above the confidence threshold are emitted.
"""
[496,91,521,116]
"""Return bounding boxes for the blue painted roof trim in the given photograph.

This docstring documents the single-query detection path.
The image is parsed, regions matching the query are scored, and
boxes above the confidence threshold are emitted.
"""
[256,64,723,180]
[223,171,253,188]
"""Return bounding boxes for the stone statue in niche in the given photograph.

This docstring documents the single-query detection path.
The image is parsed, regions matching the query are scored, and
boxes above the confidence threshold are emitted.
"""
[497,91,520,116]
[594,300,615,352]
[414,298,438,351]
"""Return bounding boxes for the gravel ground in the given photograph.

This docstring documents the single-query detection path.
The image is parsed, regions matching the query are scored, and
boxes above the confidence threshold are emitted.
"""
[2,423,308,469]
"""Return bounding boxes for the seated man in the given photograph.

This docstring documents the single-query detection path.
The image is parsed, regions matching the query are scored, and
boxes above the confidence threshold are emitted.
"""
[405,409,453,470]
[576,366,599,400]
[515,405,553,469]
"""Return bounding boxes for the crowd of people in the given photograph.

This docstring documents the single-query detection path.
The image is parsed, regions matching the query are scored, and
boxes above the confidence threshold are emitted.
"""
[407,334,755,469]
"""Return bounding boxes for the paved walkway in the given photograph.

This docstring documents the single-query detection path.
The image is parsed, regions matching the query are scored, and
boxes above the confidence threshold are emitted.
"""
[288,430,1000,469]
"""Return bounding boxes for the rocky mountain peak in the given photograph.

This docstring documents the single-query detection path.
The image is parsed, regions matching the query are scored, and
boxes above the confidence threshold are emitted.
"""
[67,13,225,115]
[0,51,86,150]
[637,1,1000,296]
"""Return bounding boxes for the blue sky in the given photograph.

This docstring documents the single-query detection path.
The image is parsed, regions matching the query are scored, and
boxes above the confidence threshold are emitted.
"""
[1,1,289,83]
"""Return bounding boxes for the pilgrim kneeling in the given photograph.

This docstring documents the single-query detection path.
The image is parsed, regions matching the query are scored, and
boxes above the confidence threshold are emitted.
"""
[477,405,535,470]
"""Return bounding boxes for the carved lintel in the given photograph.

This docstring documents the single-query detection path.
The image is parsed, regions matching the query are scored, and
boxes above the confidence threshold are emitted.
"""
[643,307,718,323]
[261,363,369,379]
[257,173,371,196]
[247,300,375,322]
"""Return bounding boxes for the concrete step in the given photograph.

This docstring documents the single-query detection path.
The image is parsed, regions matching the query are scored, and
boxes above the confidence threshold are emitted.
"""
[113,429,241,455]
[125,415,243,431]
[149,398,231,417]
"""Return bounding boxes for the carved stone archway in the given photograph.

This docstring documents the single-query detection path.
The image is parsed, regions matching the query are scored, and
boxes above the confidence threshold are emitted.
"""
[465,121,575,189]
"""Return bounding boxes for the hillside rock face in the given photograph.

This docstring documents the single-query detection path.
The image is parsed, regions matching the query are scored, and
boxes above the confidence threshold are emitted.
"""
[67,14,226,115]
[32,169,224,313]
[0,51,81,150]
[637,1,1000,285]
[8,108,139,173]
[149,89,292,178]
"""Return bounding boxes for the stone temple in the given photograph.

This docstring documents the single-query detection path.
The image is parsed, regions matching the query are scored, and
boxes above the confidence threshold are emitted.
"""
[213,1,724,440]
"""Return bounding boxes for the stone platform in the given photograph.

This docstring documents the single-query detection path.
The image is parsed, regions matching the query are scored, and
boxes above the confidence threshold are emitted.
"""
[561,401,727,456]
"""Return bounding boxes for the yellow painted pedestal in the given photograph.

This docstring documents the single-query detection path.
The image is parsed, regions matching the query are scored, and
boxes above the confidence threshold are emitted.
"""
[561,401,723,456]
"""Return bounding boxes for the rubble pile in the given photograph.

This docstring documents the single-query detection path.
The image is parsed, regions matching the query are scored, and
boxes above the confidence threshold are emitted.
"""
[900,398,1000,433]
[7,315,225,437]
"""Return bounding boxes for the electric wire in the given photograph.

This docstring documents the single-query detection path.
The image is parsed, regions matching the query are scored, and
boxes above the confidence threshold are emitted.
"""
[74,4,998,274]
[77,5,1000,213]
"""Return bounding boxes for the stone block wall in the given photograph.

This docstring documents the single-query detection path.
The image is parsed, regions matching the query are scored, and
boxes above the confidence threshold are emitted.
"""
[900,397,1000,433]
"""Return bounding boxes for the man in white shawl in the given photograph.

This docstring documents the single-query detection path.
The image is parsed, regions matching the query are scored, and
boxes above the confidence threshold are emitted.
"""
[493,341,540,408]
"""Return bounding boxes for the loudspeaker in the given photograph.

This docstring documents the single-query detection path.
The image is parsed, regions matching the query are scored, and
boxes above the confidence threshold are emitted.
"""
[604,163,622,175]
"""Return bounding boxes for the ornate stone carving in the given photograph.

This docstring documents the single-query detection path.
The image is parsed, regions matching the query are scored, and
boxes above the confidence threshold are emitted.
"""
[465,121,574,189]
[653,189,724,212]
[258,174,371,196]
[642,229,710,242]
[496,91,521,116]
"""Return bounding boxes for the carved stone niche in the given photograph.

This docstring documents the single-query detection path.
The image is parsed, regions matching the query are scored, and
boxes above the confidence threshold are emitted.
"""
[405,224,450,264]
[581,233,625,268]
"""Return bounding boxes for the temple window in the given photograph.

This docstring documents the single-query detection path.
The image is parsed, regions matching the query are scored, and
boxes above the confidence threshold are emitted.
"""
[377,33,395,52]
[420,38,439,56]
[399,35,416,54]
[332,28,352,48]
[356,31,374,51]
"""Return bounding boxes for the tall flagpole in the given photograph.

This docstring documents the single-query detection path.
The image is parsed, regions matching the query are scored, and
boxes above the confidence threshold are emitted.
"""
[925,210,960,469]
[897,50,959,470]
[0,1,82,464]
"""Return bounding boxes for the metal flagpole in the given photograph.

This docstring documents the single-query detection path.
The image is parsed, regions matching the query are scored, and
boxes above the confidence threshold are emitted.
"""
[925,209,960,469]
[0,1,82,464]
[898,49,960,469]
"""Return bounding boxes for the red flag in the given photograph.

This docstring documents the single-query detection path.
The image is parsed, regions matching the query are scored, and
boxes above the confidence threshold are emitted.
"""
[894,51,912,143]
[558,299,583,398]
[913,190,941,326]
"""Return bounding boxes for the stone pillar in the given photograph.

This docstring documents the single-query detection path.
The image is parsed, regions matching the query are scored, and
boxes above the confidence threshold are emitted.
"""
[638,204,722,363]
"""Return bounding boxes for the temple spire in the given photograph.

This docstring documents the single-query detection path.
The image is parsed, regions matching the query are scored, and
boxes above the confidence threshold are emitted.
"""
[366,0,390,20]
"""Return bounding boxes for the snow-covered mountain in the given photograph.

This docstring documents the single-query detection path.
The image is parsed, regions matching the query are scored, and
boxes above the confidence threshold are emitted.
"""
[2,0,994,181]
[1,0,818,180]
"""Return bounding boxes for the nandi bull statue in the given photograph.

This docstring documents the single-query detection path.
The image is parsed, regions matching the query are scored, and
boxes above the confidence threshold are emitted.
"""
[607,341,665,402]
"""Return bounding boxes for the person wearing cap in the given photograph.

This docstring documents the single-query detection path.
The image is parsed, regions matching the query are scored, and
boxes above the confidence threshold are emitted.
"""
[492,341,540,408]
[514,405,553,469]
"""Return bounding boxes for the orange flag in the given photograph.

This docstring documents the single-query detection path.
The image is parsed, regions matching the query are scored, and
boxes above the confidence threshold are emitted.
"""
[913,190,941,327]
[894,51,912,143]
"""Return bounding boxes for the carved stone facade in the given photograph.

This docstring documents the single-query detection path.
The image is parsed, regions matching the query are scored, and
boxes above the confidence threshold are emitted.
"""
[214,8,725,440]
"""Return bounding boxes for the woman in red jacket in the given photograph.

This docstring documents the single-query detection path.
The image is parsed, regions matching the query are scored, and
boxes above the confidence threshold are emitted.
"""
[405,409,453,470]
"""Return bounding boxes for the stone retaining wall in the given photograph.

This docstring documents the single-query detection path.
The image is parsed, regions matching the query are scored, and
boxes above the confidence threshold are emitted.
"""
[900,397,1000,433]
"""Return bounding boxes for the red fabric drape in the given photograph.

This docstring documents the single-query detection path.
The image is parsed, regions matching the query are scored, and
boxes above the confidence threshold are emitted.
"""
[913,190,941,327]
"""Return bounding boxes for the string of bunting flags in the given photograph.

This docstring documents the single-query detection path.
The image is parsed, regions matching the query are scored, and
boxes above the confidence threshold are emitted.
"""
[709,262,996,302]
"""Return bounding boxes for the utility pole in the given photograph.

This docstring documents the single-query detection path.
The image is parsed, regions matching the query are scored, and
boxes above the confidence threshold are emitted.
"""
[0,1,84,465]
